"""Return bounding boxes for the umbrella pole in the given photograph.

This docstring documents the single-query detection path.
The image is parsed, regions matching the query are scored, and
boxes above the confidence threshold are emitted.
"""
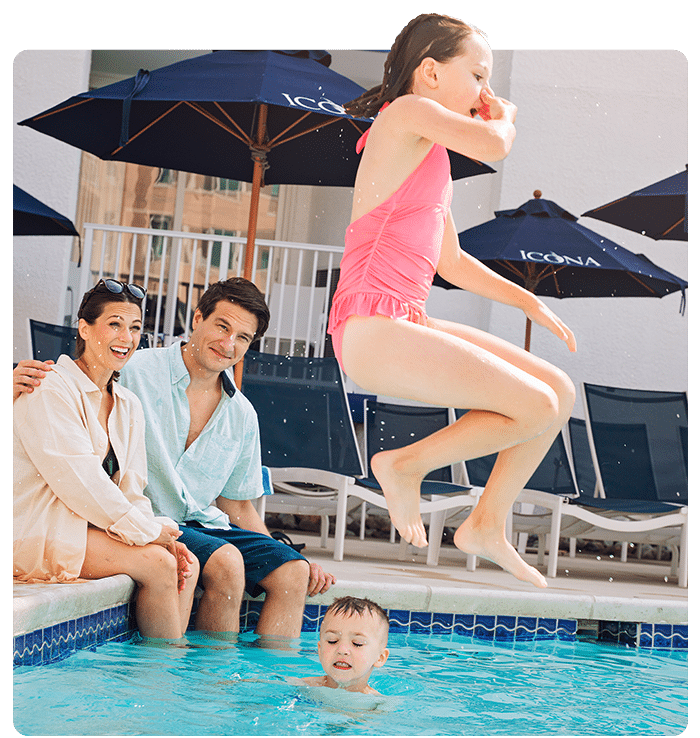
[243,104,268,282]
[237,104,269,389]
[522,272,539,353]
[524,318,532,352]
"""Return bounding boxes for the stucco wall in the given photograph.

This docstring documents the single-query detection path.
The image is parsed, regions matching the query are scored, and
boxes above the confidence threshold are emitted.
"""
[13,50,91,362]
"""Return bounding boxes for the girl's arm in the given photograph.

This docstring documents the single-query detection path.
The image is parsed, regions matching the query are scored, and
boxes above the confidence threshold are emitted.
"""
[437,212,577,351]
[387,91,516,163]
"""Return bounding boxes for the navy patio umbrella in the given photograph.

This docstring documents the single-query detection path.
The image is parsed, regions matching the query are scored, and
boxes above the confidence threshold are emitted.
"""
[582,166,688,241]
[19,49,494,280]
[433,191,687,351]
[13,185,79,237]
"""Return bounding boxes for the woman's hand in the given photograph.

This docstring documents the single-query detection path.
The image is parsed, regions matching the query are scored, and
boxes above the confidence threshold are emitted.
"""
[153,523,181,548]
[173,542,196,593]
[153,525,195,592]
[521,293,577,352]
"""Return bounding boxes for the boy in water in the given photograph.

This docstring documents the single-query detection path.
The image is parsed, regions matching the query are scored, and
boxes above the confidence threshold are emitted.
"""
[301,596,390,695]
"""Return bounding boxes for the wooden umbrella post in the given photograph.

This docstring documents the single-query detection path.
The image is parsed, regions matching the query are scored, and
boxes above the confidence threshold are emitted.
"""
[524,318,532,352]
[243,104,269,281]
[237,104,269,388]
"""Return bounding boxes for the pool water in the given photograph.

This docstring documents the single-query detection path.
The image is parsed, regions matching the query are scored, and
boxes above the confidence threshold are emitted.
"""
[14,631,687,736]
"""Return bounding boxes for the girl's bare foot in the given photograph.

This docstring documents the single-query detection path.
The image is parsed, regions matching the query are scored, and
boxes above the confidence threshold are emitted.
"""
[370,450,428,547]
[453,517,547,588]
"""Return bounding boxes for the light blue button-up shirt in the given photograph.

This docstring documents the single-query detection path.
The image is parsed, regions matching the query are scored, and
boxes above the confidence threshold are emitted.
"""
[119,341,264,529]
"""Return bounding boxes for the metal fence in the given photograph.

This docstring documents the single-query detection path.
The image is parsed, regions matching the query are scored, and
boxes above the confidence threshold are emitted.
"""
[75,223,344,357]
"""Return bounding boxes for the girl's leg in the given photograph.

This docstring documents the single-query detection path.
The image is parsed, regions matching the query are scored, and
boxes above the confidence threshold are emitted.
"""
[428,317,575,586]
[340,314,574,587]
[80,528,197,639]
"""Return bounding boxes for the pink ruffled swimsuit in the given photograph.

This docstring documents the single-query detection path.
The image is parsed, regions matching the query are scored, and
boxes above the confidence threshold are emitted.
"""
[328,117,453,371]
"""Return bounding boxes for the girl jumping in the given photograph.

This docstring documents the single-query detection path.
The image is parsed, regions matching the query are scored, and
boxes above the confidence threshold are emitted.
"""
[329,14,577,588]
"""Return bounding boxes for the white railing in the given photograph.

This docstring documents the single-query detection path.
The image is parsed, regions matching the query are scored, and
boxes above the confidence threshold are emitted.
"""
[75,224,344,357]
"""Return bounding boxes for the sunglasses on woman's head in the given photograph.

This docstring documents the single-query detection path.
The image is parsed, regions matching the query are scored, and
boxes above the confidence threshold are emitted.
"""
[96,279,146,300]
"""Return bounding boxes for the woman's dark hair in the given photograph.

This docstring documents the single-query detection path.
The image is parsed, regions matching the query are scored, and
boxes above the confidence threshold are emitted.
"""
[196,277,270,339]
[344,14,483,119]
[76,281,144,387]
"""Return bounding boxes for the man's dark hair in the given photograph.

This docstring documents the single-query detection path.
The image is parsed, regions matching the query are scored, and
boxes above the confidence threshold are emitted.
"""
[196,277,270,339]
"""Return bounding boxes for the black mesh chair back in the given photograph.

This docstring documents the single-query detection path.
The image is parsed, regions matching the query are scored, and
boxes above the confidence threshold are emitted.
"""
[457,409,578,497]
[364,401,453,483]
[242,351,364,477]
[29,319,77,361]
[567,417,597,496]
[582,383,688,505]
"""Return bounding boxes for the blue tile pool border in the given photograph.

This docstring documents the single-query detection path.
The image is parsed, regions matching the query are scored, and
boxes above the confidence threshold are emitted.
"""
[13,603,134,667]
[14,600,688,667]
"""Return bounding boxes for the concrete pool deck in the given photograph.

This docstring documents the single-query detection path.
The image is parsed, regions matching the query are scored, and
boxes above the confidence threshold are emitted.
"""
[13,529,688,666]
[298,532,688,625]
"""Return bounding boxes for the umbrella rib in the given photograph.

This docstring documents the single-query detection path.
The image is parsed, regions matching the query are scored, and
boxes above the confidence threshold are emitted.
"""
[266,110,315,146]
[626,271,663,296]
[586,196,627,214]
[271,115,341,147]
[208,101,254,143]
[660,216,684,238]
[110,101,186,155]
[496,259,526,280]
[533,263,567,296]
[187,101,252,146]
[496,259,568,295]
[29,97,92,122]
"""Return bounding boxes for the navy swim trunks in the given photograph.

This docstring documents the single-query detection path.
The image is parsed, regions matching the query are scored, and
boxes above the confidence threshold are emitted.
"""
[178,522,307,597]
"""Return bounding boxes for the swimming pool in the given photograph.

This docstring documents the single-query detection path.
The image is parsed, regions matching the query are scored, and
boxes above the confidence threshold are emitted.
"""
[13,630,687,736]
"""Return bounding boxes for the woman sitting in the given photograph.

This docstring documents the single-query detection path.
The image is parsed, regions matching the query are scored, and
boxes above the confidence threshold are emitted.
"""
[14,280,198,641]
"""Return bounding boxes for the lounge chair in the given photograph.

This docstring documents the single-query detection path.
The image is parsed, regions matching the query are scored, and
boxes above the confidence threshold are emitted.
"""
[582,383,687,505]
[340,400,481,567]
[571,382,688,585]
[240,350,365,554]
[29,318,78,360]
[463,395,687,586]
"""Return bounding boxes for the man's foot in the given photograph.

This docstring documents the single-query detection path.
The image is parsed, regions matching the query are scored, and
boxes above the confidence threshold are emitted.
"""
[453,518,547,588]
[370,450,428,547]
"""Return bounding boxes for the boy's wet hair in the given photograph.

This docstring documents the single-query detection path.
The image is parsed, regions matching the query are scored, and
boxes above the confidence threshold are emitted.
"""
[324,596,390,631]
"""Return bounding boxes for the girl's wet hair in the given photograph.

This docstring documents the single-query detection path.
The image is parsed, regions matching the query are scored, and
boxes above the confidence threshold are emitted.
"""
[344,13,484,119]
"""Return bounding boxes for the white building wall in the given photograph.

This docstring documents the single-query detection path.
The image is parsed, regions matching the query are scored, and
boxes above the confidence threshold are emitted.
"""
[13,50,91,362]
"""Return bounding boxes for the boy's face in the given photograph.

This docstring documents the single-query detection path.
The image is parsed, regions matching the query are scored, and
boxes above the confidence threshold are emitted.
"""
[317,610,389,691]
